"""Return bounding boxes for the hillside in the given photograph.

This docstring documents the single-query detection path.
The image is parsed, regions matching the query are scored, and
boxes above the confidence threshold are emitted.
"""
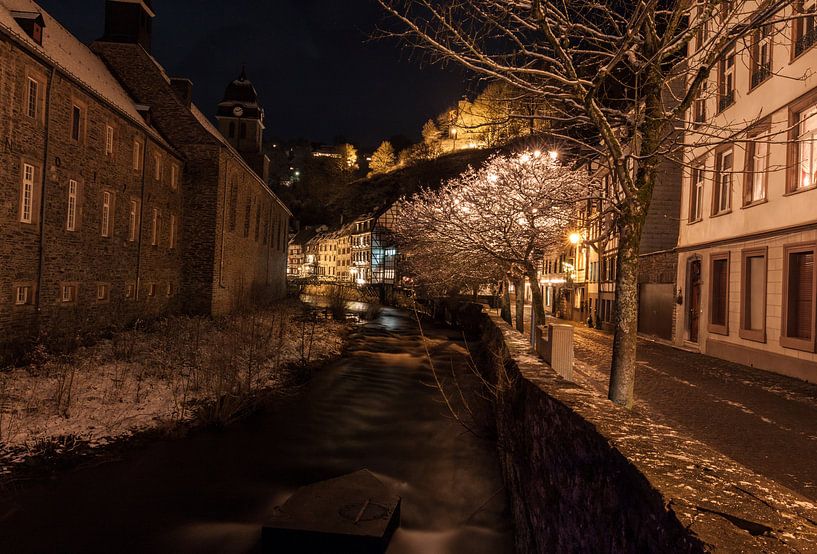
[335,148,496,221]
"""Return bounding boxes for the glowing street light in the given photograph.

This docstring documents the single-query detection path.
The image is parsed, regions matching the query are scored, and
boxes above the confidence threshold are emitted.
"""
[548,150,559,161]
[569,232,581,245]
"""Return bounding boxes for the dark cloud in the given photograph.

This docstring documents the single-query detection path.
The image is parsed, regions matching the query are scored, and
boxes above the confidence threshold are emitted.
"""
[37,0,469,150]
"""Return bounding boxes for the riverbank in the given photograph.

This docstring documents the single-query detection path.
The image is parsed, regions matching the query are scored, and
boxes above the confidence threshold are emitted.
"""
[0,299,349,483]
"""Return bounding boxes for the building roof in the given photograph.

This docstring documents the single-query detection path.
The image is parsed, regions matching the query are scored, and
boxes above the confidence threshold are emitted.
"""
[216,67,263,120]
[0,0,170,149]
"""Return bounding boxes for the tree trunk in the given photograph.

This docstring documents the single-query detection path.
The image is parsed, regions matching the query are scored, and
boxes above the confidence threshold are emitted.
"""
[500,279,512,324]
[514,276,525,333]
[608,209,646,408]
[525,262,546,329]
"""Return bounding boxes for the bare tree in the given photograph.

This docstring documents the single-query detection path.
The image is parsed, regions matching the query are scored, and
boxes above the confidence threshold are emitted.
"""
[378,0,795,407]
[394,151,595,331]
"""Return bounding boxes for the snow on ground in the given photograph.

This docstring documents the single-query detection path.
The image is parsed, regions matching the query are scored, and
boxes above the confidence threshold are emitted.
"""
[0,300,348,475]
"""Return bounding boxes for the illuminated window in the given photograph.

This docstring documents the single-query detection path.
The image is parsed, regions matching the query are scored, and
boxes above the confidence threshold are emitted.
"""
[713,148,732,215]
[15,285,31,305]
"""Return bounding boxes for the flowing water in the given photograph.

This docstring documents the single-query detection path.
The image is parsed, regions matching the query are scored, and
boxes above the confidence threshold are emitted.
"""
[0,306,513,553]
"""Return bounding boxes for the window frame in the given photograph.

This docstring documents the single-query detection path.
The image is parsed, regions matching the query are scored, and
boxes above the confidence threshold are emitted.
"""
[128,198,140,242]
[739,247,768,343]
[70,102,86,143]
[153,152,162,182]
[20,162,36,224]
[708,251,731,336]
[787,89,817,193]
[26,77,39,119]
[101,190,113,237]
[743,119,771,206]
[781,242,817,351]
[151,208,160,246]
[712,146,733,216]
[689,157,706,223]
[170,163,179,190]
[66,179,78,231]
[793,0,817,60]
[60,282,78,305]
[14,284,32,306]
[96,283,110,303]
[718,44,736,112]
[105,124,115,157]
[133,139,144,172]
[750,24,773,90]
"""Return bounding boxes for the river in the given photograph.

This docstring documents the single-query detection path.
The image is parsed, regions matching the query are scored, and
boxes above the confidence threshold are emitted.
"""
[0,306,513,553]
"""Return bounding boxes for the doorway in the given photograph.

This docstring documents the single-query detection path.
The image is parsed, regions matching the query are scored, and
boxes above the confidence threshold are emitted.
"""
[687,258,702,342]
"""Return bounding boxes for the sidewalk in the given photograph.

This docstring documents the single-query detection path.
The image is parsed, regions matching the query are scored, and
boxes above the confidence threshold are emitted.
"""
[507,306,817,501]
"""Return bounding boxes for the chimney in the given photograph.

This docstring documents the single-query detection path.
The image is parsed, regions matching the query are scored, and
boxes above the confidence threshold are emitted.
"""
[103,0,155,52]
[170,78,193,108]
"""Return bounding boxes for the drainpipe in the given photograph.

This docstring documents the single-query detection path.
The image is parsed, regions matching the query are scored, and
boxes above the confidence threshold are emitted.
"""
[35,65,56,315]
[219,160,229,288]
[134,133,148,301]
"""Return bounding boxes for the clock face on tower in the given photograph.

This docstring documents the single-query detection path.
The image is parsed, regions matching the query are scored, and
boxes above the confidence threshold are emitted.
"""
[232,105,244,117]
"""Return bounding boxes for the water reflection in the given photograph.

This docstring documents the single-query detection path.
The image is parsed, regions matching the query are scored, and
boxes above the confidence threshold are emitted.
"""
[0,306,513,553]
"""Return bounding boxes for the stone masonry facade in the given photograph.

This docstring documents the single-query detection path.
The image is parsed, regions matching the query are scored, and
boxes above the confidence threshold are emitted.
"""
[0,1,290,358]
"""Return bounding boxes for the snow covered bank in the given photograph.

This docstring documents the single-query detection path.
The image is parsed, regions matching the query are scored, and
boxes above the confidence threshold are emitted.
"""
[0,300,348,479]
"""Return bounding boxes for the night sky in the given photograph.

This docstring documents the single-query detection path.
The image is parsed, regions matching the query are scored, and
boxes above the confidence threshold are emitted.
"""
[37,0,470,151]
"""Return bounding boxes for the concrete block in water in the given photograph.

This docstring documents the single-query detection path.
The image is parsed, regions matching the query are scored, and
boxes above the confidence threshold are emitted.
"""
[262,469,401,553]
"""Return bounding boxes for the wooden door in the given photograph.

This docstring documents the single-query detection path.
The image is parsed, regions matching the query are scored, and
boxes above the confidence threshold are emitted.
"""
[689,259,702,342]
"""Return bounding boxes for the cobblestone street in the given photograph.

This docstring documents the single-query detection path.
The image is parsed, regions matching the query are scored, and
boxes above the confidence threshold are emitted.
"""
[566,323,817,502]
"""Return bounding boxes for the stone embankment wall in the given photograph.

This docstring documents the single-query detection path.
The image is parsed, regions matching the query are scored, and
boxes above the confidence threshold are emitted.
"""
[449,304,817,553]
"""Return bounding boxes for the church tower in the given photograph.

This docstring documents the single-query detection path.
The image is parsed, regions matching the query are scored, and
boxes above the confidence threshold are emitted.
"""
[216,68,270,181]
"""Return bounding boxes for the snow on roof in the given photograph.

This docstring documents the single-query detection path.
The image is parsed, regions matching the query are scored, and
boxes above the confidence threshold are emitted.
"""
[0,0,169,147]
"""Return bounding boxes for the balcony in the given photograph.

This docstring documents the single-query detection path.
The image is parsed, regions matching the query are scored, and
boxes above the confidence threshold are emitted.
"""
[796,27,817,58]
[751,63,771,88]
[718,90,734,112]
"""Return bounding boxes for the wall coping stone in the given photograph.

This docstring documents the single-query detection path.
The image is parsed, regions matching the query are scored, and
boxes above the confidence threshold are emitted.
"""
[486,310,817,552]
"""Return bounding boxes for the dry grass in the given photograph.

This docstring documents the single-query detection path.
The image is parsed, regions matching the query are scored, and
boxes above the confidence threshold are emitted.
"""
[0,299,347,474]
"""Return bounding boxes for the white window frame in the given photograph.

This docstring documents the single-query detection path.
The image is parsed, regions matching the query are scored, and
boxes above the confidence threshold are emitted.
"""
[751,140,769,203]
[170,164,178,190]
[15,285,30,305]
[153,153,161,181]
[105,125,114,156]
[691,164,705,222]
[716,149,733,214]
[101,191,112,237]
[67,179,78,231]
[96,283,108,301]
[169,213,176,250]
[798,105,817,190]
[151,208,159,246]
[21,163,35,224]
[26,77,38,119]
[133,140,143,171]
[128,199,139,242]
[61,284,76,303]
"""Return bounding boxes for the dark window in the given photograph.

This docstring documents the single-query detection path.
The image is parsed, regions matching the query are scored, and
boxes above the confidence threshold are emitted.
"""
[740,249,767,342]
[795,1,817,57]
[71,105,82,141]
[709,254,729,335]
[718,46,735,111]
[783,247,815,348]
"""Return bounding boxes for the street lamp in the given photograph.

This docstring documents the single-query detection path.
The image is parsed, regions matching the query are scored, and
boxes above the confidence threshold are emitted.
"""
[569,232,581,245]
[548,150,559,161]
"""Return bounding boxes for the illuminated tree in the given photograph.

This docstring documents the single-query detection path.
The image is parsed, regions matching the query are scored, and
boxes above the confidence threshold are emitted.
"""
[378,0,793,407]
[394,151,595,331]
[421,119,442,158]
[336,143,359,174]
[369,141,397,175]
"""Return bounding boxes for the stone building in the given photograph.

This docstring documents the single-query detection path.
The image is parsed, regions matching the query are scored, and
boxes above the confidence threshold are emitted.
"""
[92,0,290,315]
[0,0,184,352]
[0,0,290,357]
[674,4,817,382]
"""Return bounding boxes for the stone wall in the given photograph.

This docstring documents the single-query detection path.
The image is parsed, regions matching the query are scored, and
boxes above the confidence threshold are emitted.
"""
[0,33,183,356]
[469,309,817,553]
